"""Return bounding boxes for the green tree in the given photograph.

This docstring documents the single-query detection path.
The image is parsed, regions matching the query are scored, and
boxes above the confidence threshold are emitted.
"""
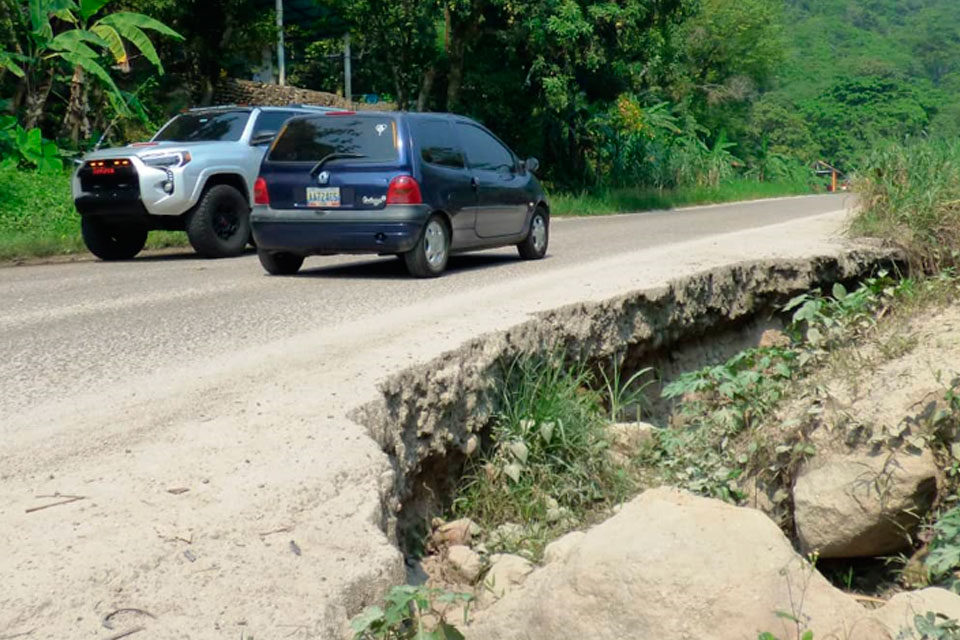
[124,0,276,106]
[803,73,937,168]
[747,97,820,163]
[467,0,694,185]
[342,0,442,110]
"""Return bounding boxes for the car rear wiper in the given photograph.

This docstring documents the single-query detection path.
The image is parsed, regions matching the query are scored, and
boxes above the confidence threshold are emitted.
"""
[310,152,367,176]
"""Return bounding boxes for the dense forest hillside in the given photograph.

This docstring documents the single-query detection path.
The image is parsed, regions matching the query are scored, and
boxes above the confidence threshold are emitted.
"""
[767,0,960,167]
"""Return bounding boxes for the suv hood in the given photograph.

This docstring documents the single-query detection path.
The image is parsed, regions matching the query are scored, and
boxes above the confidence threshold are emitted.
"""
[81,140,236,161]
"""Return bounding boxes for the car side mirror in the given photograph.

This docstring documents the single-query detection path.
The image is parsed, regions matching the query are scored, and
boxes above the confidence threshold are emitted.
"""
[250,131,277,146]
[524,157,540,174]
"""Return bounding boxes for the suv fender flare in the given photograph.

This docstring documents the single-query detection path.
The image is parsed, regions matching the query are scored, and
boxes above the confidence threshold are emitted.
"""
[188,167,251,207]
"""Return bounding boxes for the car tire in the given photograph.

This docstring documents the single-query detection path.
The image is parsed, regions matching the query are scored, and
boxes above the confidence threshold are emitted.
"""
[185,184,250,258]
[404,214,450,278]
[258,249,304,275]
[517,206,549,260]
[81,216,147,261]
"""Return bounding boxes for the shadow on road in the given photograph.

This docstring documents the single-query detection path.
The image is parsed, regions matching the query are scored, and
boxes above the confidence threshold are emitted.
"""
[132,247,258,263]
[295,252,523,280]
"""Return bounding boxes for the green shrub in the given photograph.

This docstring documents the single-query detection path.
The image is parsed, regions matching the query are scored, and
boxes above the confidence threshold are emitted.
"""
[924,504,960,592]
[0,164,82,259]
[0,116,63,172]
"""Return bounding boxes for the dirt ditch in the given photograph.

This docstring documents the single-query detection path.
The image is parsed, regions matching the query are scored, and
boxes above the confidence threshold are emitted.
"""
[353,247,903,552]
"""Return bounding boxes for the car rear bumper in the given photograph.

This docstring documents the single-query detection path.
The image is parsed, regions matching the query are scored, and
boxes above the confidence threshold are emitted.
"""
[251,204,431,254]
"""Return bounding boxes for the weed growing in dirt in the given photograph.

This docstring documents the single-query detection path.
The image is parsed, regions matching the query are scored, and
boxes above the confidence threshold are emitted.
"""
[350,585,471,640]
[654,345,800,500]
[451,353,635,558]
[598,358,655,422]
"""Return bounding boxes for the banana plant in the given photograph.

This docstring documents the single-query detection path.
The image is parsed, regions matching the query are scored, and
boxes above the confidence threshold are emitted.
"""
[60,0,182,145]
[9,0,180,143]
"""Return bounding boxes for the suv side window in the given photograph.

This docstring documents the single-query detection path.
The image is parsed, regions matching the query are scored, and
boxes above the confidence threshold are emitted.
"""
[455,122,515,171]
[252,110,297,138]
[413,119,465,169]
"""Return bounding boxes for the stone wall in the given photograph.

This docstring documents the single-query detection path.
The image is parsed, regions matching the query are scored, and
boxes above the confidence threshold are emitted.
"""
[213,78,392,111]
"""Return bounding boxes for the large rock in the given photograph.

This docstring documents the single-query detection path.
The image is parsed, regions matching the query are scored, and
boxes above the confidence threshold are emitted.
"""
[793,449,938,558]
[465,487,890,640]
[870,588,960,636]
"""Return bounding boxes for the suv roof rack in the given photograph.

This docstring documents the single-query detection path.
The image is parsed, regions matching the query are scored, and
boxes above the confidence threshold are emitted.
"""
[187,104,251,112]
[285,103,337,111]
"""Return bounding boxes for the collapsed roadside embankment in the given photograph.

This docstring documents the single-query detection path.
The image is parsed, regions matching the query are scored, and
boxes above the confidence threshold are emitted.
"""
[354,245,901,548]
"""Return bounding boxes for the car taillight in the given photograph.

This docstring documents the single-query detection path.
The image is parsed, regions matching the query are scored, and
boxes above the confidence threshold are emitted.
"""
[386,175,422,205]
[254,177,270,205]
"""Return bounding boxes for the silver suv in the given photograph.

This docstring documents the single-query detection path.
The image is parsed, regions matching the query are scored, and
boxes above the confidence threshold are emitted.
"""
[72,105,330,260]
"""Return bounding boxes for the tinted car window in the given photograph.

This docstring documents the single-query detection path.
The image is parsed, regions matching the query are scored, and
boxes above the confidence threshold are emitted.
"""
[455,123,515,171]
[252,110,297,138]
[412,119,465,169]
[153,110,250,142]
[269,116,399,163]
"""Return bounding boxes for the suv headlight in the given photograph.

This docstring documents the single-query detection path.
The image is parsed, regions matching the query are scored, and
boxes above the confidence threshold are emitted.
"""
[141,151,192,168]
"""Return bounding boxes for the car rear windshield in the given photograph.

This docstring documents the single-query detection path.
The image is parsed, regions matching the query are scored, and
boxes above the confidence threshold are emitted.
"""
[268,115,399,163]
[153,110,251,142]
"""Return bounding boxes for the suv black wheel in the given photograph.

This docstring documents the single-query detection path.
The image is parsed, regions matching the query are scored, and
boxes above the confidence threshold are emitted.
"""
[404,214,450,278]
[186,184,251,258]
[258,249,304,275]
[517,206,549,260]
[81,216,147,261]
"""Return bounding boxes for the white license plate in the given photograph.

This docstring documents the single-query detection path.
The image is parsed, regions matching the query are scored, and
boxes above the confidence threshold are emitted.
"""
[306,186,341,208]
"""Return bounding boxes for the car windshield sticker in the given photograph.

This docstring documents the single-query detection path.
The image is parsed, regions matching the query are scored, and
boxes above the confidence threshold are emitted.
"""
[375,123,387,136]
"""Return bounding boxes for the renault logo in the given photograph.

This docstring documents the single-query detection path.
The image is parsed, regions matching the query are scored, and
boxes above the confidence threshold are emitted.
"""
[317,171,330,185]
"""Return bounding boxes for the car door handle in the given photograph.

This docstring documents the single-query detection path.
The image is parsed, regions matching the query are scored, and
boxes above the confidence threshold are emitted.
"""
[470,177,480,190]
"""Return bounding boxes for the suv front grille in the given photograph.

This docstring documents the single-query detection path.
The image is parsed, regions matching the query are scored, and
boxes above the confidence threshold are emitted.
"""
[78,160,139,196]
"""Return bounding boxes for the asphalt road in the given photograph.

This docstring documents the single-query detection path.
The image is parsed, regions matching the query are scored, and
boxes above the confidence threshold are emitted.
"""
[1,193,851,423]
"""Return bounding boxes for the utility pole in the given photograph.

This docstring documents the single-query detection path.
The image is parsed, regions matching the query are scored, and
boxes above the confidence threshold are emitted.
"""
[343,33,352,102]
[276,0,285,86]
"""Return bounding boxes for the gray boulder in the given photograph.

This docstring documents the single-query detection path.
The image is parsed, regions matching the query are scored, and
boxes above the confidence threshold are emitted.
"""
[793,449,938,558]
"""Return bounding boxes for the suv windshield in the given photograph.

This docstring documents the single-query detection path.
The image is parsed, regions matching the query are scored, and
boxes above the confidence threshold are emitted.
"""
[269,115,398,163]
[153,110,251,142]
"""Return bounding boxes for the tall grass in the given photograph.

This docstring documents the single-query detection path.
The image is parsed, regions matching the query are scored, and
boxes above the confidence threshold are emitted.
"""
[852,139,960,270]
[451,354,633,558]
[550,178,814,217]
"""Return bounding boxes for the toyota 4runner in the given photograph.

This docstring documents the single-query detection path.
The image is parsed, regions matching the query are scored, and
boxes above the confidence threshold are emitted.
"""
[72,105,331,260]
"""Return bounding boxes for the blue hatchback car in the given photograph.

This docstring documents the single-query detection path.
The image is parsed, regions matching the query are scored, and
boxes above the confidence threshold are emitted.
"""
[250,111,549,277]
